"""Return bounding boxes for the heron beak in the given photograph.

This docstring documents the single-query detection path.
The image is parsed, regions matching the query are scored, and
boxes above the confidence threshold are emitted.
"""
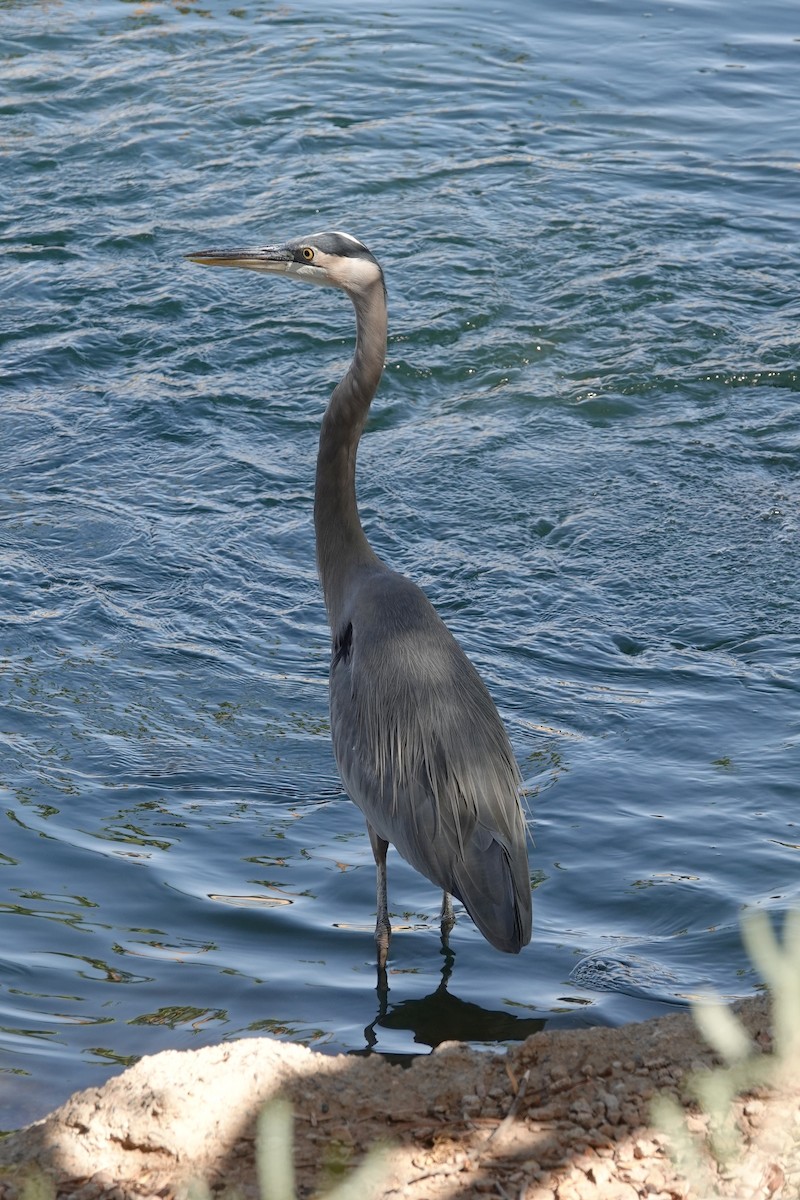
[184,245,294,274]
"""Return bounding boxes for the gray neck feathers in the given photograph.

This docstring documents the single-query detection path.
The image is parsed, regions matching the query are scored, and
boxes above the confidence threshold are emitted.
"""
[314,278,388,629]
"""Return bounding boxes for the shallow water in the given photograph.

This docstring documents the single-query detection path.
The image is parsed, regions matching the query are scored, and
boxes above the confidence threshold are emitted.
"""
[1,0,799,1128]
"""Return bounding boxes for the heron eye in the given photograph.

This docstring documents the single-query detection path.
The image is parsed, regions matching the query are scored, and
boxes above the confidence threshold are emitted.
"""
[301,247,315,261]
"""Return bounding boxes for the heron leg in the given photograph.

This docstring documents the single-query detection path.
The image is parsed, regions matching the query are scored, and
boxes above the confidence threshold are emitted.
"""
[440,891,455,942]
[367,824,391,969]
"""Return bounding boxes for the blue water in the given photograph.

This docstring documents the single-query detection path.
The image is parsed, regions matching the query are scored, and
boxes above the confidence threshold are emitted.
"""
[2,0,799,1129]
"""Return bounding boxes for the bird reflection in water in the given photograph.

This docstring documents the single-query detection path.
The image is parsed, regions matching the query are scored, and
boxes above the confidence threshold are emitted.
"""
[357,947,545,1058]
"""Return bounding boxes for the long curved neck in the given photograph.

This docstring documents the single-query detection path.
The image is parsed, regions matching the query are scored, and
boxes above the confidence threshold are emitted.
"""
[315,277,388,630]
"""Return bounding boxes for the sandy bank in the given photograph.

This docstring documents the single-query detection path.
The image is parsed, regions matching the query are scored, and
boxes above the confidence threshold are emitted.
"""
[1,995,794,1200]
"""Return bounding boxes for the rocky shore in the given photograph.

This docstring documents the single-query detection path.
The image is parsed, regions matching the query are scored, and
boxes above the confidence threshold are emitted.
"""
[1,995,795,1200]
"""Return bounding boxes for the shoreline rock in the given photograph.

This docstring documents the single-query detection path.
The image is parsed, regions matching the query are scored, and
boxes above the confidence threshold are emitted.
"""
[0,995,788,1199]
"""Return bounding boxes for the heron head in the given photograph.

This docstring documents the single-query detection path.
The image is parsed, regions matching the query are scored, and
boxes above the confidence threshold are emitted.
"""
[185,231,384,297]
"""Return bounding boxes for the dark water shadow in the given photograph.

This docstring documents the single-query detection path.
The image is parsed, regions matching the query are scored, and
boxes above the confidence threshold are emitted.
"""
[352,947,546,1060]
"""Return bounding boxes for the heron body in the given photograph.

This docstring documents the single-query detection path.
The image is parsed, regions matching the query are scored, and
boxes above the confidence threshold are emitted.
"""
[186,232,532,964]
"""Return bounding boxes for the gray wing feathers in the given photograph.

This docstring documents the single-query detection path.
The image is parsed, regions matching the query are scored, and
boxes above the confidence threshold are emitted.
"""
[330,568,532,954]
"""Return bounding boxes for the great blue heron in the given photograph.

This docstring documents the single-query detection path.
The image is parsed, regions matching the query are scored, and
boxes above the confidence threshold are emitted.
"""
[186,231,532,967]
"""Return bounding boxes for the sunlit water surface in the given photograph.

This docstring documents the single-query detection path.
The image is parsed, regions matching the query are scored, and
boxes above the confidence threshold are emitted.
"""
[2,0,799,1128]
